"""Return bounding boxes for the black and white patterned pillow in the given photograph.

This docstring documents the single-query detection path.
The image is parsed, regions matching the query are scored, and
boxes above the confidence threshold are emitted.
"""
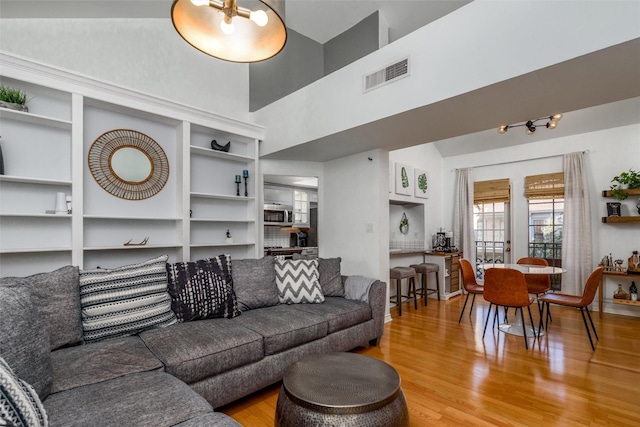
[79,255,177,344]
[275,259,324,304]
[166,254,240,322]
[0,356,48,427]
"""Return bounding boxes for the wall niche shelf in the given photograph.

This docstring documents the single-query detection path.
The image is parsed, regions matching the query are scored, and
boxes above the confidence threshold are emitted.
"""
[601,188,640,223]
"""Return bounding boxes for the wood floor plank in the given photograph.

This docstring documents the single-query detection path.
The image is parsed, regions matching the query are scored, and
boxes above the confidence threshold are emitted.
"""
[220,296,640,426]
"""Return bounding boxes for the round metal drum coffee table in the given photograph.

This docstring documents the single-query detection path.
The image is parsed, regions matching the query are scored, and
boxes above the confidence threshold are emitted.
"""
[275,352,409,427]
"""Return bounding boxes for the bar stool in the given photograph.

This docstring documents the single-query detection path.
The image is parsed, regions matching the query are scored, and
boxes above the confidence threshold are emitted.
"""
[389,266,417,316]
[410,263,440,305]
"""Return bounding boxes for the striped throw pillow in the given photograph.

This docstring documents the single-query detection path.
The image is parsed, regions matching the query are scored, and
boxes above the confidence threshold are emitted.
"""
[275,259,324,304]
[0,356,48,427]
[79,255,177,344]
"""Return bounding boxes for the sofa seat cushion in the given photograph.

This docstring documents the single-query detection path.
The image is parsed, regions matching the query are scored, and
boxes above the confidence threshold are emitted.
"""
[232,305,328,355]
[173,413,242,427]
[290,297,372,334]
[1,265,83,351]
[0,286,52,400]
[50,336,163,394]
[139,320,263,384]
[43,371,213,427]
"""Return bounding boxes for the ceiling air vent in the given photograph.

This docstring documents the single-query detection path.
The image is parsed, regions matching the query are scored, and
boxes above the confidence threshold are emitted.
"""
[363,57,410,93]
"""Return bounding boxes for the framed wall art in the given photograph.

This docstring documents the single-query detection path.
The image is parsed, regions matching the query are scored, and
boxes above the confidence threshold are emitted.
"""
[395,163,413,196]
[414,168,429,199]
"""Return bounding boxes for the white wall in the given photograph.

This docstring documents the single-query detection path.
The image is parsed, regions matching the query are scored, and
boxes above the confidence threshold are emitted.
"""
[440,100,640,316]
[0,19,250,120]
[323,149,389,281]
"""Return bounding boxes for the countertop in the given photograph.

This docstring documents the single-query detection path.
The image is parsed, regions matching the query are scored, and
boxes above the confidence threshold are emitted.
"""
[389,250,425,255]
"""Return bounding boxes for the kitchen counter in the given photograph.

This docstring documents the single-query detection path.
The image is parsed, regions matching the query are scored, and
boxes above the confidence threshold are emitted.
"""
[389,250,425,255]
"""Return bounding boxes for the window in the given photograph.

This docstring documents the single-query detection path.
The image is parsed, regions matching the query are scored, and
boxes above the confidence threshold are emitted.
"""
[293,190,309,225]
[525,173,564,289]
[474,179,510,279]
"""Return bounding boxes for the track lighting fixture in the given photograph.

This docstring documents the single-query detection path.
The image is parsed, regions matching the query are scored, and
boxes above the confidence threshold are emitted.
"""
[498,114,563,135]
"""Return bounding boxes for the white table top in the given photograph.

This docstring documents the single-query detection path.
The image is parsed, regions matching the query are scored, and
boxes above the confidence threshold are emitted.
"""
[479,263,566,274]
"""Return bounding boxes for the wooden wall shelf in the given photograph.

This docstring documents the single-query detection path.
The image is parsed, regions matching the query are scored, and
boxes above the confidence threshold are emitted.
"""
[601,216,640,224]
[601,188,640,198]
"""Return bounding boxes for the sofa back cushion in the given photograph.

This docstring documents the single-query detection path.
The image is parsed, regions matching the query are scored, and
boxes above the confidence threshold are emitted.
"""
[0,265,83,351]
[231,256,279,311]
[166,254,240,322]
[79,255,177,344]
[0,287,52,400]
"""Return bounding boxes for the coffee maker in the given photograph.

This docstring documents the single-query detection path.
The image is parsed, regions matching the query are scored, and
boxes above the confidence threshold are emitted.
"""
[290,231,308,247]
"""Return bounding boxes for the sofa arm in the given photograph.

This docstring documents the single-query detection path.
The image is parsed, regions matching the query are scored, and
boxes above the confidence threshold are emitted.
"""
[342,276,385,344]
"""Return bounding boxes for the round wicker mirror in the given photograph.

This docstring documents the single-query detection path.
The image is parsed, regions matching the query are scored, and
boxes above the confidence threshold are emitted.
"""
[88,129,169,200]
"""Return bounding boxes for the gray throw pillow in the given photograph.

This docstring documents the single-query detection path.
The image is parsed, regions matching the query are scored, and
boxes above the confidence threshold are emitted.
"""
[231,256,279,311]
[292,255,344,297]
[0,287,52,400]
[0,265,83,351]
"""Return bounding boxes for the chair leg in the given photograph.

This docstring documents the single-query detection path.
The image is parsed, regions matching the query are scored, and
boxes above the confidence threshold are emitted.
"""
[458,292,471,323]
[586,306,598,341]
[545,302,551,330]
[396,279,402,317]
[482,303,493,339]
[422,273,428,306]
[580,307,596,351]
[538,302,546,335]
[411,276,417,310]
[527,305,537,340]
[435,271,440,301]
[469,294,477,317]
[519,307,528,349]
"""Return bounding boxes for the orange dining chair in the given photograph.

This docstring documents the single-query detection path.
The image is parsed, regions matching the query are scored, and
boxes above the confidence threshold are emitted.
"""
[482,267,538,349]
[538,266,604,351]
[458,259,484,323]
[517,257,552,319]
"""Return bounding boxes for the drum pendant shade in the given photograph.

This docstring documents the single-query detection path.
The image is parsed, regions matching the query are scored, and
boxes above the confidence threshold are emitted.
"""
[171,0,287,63]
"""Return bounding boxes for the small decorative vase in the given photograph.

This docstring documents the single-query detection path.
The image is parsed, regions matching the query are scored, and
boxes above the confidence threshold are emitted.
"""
[614,284,629,300]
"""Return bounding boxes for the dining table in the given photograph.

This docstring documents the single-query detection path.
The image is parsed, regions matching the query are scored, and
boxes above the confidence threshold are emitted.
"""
[479,263,567,337]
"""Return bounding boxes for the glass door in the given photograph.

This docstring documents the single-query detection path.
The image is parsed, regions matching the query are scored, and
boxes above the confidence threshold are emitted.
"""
[474,201,511,279]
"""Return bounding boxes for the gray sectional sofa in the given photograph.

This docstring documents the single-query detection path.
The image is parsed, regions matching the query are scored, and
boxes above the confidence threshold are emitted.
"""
[0,255,385,427]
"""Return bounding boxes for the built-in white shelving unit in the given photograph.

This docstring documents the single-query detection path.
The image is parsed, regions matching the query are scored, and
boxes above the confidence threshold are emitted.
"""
[0,53,264,276]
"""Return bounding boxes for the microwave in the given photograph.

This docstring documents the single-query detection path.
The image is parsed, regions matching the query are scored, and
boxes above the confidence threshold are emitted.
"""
[264,204,293,226]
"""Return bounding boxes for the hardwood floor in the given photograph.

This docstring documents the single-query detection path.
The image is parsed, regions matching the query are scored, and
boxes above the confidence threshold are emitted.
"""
[220,296,640,426]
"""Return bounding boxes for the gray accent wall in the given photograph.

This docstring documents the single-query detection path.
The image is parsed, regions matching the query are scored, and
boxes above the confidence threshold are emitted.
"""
[249,29,324,112]
[324,12,380,76]
[250,12,381,112]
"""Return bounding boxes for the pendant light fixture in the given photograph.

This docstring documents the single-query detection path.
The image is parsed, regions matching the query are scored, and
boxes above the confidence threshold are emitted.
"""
[171,0,287,63]
[498,114,563,135]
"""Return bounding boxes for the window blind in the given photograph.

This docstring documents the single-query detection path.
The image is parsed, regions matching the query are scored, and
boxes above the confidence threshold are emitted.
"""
[474,178,510,204]
[524,172,564,199]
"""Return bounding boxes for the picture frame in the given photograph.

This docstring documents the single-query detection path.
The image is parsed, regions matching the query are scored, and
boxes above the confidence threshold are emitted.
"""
[395,163,413,195]
[414,168,429,198]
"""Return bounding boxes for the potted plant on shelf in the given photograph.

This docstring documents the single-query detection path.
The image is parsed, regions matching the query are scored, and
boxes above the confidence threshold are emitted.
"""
[609,169,640,201]
[0,85,28,112]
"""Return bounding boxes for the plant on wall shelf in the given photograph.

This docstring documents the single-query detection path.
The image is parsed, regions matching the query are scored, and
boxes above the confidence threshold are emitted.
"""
[610,168,640,201]
[0,85,28,112]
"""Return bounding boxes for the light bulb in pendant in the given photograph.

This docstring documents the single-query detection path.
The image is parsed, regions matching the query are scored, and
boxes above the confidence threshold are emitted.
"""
[221,20,234,35]
[250,9,268,26]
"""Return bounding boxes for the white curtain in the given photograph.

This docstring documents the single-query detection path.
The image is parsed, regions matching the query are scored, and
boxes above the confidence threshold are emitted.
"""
[562,152,592,295]
[454,168,475,271]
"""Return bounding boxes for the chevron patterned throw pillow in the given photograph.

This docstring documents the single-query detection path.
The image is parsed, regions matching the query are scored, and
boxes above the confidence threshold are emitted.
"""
[275,259,324,304]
